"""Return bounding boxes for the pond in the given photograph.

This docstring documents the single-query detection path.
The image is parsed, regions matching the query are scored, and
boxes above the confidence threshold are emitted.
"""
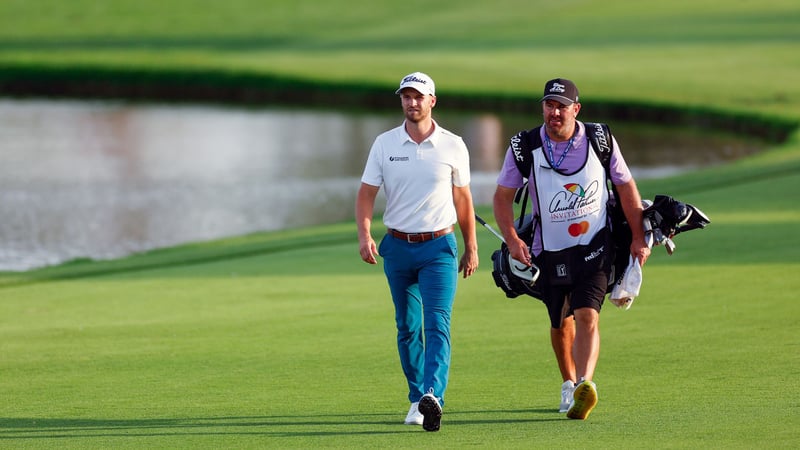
[0,99,763,271]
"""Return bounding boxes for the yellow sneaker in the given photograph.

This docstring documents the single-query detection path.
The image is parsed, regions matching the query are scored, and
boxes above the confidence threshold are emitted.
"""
[566,380,598,420]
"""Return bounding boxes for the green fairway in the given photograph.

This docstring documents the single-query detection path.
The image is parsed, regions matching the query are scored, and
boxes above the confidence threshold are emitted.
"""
[1,0,799,448]
[1,169,798,448]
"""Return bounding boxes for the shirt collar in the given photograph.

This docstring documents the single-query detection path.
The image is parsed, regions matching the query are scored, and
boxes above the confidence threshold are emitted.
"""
[401,119,440,145]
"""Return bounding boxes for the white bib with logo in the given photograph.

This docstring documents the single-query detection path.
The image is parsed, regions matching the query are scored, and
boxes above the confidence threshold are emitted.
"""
[532,146,608,252]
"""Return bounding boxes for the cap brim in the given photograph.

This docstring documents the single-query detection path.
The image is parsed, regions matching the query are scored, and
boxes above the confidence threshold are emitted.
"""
[396,83,433,96]
[541,94,575,105]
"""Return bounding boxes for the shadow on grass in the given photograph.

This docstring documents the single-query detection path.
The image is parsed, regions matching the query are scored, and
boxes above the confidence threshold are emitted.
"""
[0,409,561,439]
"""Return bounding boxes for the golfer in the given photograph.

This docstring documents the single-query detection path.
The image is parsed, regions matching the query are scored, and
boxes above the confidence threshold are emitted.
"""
[493,78,650,420]
[356,71,479,432]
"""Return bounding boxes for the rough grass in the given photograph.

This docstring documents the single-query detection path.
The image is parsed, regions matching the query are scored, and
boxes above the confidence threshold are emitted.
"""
[0,1,798,121]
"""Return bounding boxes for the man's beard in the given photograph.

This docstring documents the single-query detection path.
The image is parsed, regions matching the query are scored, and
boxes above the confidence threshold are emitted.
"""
[405,109,427,123]
[546,119,574,141]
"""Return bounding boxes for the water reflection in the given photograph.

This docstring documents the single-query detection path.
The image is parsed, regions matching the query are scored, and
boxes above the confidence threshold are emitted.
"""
[0,99,763,271]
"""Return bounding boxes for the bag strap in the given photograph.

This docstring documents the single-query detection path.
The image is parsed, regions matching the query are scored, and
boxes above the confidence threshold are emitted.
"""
[513,123,613,178]
[583,122,615,197]
[584,122,612,170]
[509,127,541,228]
[512,122,612,177]
[509,126,541,181]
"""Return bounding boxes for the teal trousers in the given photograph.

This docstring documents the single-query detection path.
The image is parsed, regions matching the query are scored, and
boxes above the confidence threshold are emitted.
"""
[379,232,458,406]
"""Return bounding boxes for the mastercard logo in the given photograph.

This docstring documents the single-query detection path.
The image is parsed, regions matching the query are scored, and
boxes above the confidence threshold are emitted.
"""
[568,221,590,237]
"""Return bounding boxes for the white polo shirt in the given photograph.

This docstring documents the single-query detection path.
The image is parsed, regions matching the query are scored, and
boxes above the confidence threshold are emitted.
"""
[361,120,471,233]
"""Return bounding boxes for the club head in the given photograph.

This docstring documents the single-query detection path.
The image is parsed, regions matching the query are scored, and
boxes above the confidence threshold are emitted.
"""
[665,237,676,255]
[642,216,654,248]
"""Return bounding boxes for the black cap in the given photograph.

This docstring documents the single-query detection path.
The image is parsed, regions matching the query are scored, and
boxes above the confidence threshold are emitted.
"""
[541,78,579,105]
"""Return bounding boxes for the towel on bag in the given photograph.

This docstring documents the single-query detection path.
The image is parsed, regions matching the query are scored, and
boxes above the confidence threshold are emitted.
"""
[610,255,642,310]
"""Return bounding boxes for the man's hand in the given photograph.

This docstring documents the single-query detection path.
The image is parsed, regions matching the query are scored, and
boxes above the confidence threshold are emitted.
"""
[630,238,651,266]
[359,236,378,265]
[459,248,479,278]
[507,237,532,267]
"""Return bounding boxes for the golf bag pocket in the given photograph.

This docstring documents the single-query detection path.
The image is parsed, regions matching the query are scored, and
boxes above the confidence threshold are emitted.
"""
[539,249,574,286]
[491,244,544,300]
[539,228,612,287]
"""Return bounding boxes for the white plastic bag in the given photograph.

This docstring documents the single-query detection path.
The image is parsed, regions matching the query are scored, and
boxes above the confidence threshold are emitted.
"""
[610,255,642,310]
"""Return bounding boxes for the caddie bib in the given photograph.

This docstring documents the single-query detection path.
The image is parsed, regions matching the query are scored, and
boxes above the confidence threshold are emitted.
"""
[532,145,608,252]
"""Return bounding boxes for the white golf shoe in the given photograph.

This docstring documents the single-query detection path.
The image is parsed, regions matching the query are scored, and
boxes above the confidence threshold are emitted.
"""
[559,380,575,413]
[404,402,423,425]
[418,392,442,432]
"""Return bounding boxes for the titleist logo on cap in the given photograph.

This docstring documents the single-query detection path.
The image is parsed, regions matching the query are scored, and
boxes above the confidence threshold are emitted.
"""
[541,78,579,105]
[402,75,428,85]
[549,82,568,94]
[395,71,435,96]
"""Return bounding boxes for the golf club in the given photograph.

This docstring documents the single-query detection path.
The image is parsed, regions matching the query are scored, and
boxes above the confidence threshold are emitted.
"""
[477,213,541,285]
[475,214,506,243]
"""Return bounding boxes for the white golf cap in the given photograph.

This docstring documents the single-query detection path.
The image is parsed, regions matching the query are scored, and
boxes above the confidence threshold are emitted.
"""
[395,72,435,96]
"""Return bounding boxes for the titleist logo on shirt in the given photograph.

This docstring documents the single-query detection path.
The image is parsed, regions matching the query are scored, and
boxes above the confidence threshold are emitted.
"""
[389,156,410,161]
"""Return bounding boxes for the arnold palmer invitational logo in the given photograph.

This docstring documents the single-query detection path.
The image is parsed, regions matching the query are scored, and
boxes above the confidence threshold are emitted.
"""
[548,180,602,235]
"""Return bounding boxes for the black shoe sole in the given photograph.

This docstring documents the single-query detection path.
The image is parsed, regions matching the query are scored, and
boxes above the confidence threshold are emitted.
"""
[418,396,442,432]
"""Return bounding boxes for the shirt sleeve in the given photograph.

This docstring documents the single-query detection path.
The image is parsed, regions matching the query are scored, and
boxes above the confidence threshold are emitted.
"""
[360,137,384,187]
[496,145,526,189]
[452,137,471,187]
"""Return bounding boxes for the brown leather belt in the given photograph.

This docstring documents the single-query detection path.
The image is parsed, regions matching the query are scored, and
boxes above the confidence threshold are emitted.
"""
[388,226,454,243]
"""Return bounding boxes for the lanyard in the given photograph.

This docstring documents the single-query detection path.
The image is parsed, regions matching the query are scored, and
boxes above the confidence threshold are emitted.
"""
[544,134,575,169]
